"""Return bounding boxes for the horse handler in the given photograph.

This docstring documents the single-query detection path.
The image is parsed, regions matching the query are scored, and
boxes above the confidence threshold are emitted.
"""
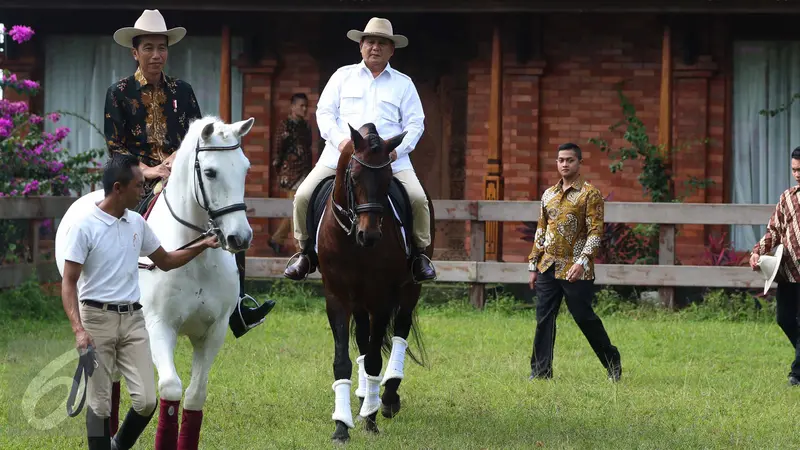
[61,155,219,450]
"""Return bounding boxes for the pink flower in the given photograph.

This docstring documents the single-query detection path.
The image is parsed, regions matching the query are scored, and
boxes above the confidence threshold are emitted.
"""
[21,180,39,195]
[54,126,70,141]
[49,161,64,173]
[21,80,39,90]
[47,112,60,123]
[29,114,42,125]
[8,26,35,44]
[0,118,13,137]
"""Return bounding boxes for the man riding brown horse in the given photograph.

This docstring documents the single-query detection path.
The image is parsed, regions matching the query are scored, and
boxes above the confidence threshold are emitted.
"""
[283,17,436,283]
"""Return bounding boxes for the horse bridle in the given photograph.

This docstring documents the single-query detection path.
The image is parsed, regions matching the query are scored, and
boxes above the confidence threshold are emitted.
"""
[162,138,248,244]
[331,154,393,236]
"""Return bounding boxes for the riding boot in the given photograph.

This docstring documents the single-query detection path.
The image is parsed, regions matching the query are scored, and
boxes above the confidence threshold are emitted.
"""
[110,407,155,450]
[411,247,437,283]
[283,241,317,280]
[86,406,111,450]
[228,250,276,339]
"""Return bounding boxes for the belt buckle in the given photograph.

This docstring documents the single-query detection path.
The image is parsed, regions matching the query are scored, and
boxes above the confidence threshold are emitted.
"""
[117,304,130,314]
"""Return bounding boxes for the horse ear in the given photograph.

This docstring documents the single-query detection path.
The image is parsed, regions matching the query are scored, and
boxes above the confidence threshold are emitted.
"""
[233,117,255,138]
[348,124,363,150]
[385,131,407,152]
[201,122,215,142]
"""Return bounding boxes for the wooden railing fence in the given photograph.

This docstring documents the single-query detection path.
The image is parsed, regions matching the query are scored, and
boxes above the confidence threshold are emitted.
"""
[0,196,775,309]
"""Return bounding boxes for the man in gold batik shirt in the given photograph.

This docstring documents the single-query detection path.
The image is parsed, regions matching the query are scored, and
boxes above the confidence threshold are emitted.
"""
[527,142,621,382]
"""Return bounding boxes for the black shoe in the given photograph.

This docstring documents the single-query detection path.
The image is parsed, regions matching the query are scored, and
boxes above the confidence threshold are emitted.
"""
[411,252,437,283]
[283,253,315,280]
[528,372,552,381]
[607,361,622,382]
[789,375,800,386]
[110,407,155,450]
[228,294,276,339]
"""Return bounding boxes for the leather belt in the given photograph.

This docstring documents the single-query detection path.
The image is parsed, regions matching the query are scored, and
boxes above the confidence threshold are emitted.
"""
[80,300,142,313]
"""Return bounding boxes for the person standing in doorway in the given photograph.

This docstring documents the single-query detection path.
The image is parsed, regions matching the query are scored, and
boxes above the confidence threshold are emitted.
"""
[750,146,800,386]
[61,154,219,450]
[527,142,622,382]
[268,93,313,254]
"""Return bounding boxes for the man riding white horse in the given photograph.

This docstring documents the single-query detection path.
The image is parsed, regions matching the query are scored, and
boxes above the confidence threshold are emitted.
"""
[283,17,437,282]
[104,9,275,337]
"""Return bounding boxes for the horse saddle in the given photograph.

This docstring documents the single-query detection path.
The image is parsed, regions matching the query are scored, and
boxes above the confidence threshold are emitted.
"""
[135,180,164,219]
[306,175,414,258]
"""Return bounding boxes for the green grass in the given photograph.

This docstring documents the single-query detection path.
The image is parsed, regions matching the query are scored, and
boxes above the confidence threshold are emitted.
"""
[1,285,798,449]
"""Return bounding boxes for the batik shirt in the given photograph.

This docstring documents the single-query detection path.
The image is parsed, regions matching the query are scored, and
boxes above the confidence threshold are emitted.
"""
[104,68,202,192]
[753,184,800,283]
[528,177,604,280]
[272,116,313,190]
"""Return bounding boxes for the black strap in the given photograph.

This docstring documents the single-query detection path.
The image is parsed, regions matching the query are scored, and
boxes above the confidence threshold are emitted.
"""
[67,345,97,417]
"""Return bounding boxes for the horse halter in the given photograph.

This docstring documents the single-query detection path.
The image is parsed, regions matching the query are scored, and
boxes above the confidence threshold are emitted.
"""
[331,153,393,236]
[163,138,248,239]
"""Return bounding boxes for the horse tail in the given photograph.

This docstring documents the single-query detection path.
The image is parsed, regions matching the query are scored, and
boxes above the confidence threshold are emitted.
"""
[384,303,427,368]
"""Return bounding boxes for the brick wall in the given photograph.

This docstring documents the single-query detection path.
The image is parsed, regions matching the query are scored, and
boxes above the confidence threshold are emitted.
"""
[465,14,729,264]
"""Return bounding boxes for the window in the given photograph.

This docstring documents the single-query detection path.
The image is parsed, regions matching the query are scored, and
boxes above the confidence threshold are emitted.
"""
[731,41,800,250]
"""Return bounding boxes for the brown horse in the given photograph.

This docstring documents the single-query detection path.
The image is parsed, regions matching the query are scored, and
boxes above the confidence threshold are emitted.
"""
[315,123,433,443]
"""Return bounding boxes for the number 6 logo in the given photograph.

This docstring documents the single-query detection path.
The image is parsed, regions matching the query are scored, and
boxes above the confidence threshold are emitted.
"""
[21,348,80,430]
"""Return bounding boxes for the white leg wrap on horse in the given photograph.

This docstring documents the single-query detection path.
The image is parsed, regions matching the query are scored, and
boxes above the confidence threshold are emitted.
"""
[358,375,382,418]
[331,379,354,429]
[355,355,367,398]
[381,336,408,386]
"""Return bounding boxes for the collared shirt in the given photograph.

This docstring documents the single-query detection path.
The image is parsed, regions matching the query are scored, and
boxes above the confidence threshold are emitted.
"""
[316,61,425,173]
[273,116,313,190]
[754,184,800,283]
[104,68,202,192]
[62,204,161,304]
[528,177,605,280]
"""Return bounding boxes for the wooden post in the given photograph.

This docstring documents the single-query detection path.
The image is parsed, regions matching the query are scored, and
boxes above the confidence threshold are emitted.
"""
[657,23,676,309]
[484,23,504,261]
[220,25,232,123]
[469,219,486,309]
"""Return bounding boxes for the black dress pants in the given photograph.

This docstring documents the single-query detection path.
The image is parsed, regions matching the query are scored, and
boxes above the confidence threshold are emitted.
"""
[530,266,620,377]
[776,282,800,377]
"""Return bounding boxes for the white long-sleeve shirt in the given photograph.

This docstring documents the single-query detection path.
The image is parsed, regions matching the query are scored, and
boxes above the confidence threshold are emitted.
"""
[316,61,425,173]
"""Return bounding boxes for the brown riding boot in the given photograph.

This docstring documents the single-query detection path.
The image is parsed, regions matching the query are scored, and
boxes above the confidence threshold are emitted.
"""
[283,253,315,280]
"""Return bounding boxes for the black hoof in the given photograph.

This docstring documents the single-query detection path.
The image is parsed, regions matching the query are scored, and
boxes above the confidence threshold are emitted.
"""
[381,398,401,419]
[364,413,379,434]
[331,421,350,444]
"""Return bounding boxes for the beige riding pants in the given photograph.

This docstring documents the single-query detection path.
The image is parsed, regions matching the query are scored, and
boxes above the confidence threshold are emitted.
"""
[79,302,157,418]
[292,165,432,249]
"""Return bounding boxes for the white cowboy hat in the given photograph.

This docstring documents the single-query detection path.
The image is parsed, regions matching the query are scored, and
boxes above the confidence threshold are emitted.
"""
[346,17,408,48]
[113,9,186,48]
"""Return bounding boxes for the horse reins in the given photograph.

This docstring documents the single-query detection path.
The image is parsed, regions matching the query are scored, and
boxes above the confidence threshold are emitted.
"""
[139,138,247,271]
[330,154,393,235]
[66,345,98,417]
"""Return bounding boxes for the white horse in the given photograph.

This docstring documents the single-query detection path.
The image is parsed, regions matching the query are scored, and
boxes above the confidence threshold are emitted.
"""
[56,115,256,450]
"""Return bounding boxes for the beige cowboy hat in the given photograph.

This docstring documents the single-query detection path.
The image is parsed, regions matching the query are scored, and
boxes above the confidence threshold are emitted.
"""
[346,17,408,48]
[113,9,187,48]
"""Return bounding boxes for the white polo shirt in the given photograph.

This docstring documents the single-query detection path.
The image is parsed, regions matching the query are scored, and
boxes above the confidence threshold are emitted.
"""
[62,203,161,304]
[316,61,425,174]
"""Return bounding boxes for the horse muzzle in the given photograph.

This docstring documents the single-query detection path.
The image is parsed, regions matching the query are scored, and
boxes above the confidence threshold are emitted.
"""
[223,231,252,253]
[356,228,383,248]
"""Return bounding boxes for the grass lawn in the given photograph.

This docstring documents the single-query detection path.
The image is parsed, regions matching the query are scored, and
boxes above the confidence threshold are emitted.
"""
[1,295,799,449]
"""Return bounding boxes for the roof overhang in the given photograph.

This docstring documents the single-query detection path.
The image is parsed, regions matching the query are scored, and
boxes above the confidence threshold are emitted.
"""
[2,0,798,13]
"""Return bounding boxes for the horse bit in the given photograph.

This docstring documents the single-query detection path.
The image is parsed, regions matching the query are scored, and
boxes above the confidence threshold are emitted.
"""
[330,153,393,236]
